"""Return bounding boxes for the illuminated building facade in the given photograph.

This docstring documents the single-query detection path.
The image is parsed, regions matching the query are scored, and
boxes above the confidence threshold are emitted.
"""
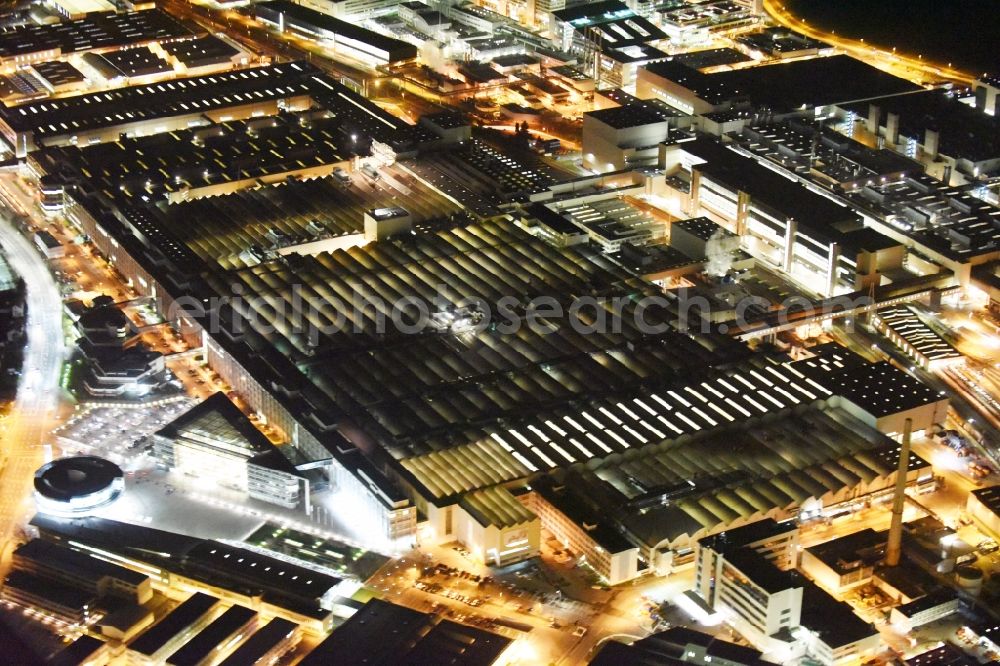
[152,393,306,510]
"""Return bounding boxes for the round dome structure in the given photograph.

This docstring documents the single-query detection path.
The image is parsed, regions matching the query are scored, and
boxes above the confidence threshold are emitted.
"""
[34,456,124,516]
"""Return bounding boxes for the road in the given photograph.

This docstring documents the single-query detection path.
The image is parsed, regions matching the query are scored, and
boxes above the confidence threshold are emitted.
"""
[0,209,66,573]
[762,0,976,86]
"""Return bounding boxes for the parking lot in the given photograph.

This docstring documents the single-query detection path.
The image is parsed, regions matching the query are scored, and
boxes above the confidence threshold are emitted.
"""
[52,398,195,467]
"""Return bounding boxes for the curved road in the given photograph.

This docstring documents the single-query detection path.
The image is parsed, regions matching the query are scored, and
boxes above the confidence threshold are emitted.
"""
[762,0,976,85]
[0,209,66,570]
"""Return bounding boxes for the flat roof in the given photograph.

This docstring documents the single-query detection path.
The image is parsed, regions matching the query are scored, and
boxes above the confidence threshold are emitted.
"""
[582,15,666,49]
[844,89,1000,163]
[593,625,764,665]
[166,604,257,666]
[804,528,884,574]
[679,137,861,237]
[738,27,831,55]
[299,598,430,665]
[129,592,219,657]
[673,47,751,70]
[30,514,339,611]
[3,570,95,609]
[839,227,903,254]
[184,540,341,603]
[971,485,1000,517]
[801,581,878,648]
[34,455,122,503]
[14,538,149,586]
[300,598,509,665]
[161,34,240,67]
[724,547,799,593]
[368,205,410,220]
[792,347,946,416]
[83,47,172,79]
[903,643,978,666]
[421,110,468,129]
[38,114,345,205]
[492,53,538,67]
[673,216,728,241]
[644,55,919,112]
[737,120,922,185]
[586,102,677,129]
[0,9,191,60]
[256,1,417,62]
[0,61,318,137]
[699,517,795,555]
[49,635,106,666]
[217,617,298,666]
[851,174,1000,261]
[30,60,85,87]
[552,0,628,23]
[400,619,512,665]
[895,588,958,619]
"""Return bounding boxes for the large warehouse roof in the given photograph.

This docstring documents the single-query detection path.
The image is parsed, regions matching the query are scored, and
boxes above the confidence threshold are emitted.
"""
[402,361,832,499]
[220,220,745,459]
[1,61,317,137]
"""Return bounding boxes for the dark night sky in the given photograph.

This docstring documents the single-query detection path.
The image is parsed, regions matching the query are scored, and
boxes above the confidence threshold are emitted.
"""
[787,0,1000,76]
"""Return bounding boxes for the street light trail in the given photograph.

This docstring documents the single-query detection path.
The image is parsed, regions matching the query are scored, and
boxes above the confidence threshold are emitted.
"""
[0,209,66,571]
[762,0,976,86]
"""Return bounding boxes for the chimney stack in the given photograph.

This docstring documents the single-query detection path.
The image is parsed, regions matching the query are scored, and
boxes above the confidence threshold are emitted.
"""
[885,418,912,567]
[867,104,881,134]
[885,112,900,146]
[924,128,940,160]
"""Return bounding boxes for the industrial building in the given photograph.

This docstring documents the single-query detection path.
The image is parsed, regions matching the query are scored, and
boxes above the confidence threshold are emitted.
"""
[299,598,512,665]
[12,538,152,604]
[32,514,350,633]
[0,61,318,156]
[49,635,111,666]
[790,343,950,437]
[127,592,220,665]
[967,485,1000,537]
[160,35,246,74]
[550,0,664,57]
[726,118,998,288]
[694,520,881,663]
[660,137,871,296]
[582,100,689,171]
[165,604,258,666]
[217,617,300,666]
[842,90,1000,183]
[0,9,191,67]
[736,27,833,60]
[637,55,919,117]
[592,626,765,665]
[873,305,963,370]
[656,0,760,47]
[14,5,955,586]
[800,528,885,595]
[889,589,961,633]
[0,570,96,626]
[523,476,640,585]
[254,1,418,65]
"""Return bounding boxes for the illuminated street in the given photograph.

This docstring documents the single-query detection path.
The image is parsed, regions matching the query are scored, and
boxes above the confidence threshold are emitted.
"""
[0,209,66,572]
